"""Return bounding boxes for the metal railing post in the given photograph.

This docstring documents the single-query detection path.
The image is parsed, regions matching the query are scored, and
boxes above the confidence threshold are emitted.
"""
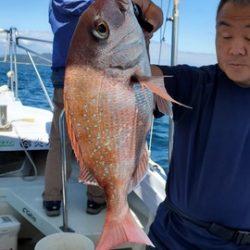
[59,110,71,232]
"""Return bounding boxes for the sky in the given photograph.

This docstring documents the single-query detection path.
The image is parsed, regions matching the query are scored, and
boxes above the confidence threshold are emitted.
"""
[0,0,219,65]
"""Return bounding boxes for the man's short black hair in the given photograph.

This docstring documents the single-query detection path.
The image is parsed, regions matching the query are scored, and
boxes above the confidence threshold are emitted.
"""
[216,0,250,19]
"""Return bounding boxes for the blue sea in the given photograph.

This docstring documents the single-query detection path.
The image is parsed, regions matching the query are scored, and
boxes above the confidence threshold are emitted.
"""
[0,62,169,170]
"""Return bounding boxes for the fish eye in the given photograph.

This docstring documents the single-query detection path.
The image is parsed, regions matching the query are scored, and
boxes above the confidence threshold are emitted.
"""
[92,19,110,40]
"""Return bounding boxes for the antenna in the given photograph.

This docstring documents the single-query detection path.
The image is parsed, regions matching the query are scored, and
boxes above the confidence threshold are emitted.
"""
[171,0,179,66]
[168,0,179,163]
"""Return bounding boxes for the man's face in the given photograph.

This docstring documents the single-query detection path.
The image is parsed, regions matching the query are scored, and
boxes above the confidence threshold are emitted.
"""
[216,2,250,88]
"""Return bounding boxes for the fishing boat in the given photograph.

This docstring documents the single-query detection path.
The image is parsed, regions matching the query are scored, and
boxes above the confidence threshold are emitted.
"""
[0,4,174,247]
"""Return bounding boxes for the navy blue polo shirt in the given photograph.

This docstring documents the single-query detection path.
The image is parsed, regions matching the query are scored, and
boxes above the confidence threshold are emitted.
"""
[149,64,250,249]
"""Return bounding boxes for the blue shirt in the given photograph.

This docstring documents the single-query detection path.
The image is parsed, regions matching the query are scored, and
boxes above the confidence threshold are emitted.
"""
[150,64,250,249]
[49,0,93,70]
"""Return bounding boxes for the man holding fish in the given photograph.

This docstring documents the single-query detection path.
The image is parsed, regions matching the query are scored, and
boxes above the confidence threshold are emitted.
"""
[43,0,163,218]
[146,0,250,249]
[63,0,250,249]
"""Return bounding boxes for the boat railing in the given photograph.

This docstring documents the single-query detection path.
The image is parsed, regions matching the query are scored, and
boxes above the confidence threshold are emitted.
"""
[1,27,54,111]
[0,28,54,179]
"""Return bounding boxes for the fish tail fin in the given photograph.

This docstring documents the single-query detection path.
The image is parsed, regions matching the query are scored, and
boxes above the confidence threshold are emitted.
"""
[96,210,154,250]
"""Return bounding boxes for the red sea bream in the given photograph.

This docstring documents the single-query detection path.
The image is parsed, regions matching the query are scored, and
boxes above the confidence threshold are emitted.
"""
[64,0,175,249]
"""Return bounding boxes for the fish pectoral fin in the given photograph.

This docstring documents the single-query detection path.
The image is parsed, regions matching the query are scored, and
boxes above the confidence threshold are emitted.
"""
[129,146,149,192]
[139,76,192,114]
[95,210,154,250]
[154,94,173,117]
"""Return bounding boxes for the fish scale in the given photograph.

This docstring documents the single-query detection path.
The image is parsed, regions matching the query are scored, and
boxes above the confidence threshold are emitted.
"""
[65,72,154,249]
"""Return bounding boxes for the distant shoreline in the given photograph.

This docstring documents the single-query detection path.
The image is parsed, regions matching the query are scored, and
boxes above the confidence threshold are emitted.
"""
[0,53,52,66]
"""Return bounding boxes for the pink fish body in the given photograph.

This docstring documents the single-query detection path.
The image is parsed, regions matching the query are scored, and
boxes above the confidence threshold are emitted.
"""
[64,0,167,249]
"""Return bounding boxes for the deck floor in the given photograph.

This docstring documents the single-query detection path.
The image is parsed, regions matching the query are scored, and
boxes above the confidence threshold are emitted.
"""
[0,174,150,249]
[0,154,166,249]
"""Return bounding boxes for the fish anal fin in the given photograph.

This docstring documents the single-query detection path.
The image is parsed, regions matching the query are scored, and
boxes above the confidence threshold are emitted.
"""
[96,210,154,250]
[78,164,99,186]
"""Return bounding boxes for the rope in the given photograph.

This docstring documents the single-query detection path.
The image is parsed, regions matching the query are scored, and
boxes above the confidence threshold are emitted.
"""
[0,118,38,180]
[0,118,34,130]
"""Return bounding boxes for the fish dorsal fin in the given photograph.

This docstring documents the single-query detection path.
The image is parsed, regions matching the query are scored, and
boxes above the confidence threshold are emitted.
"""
[64,100,98,186]
[138,75,192,115]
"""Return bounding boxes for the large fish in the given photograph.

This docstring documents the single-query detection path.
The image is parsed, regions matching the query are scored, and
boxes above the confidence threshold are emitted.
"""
[64,0,176,249]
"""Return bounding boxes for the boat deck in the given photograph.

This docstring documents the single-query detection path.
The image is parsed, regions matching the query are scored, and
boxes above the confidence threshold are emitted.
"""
[0,85,52,152]
[0,161,166,249]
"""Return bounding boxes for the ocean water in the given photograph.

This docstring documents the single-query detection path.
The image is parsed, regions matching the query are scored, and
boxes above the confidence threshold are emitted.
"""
[0,62,169,170]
